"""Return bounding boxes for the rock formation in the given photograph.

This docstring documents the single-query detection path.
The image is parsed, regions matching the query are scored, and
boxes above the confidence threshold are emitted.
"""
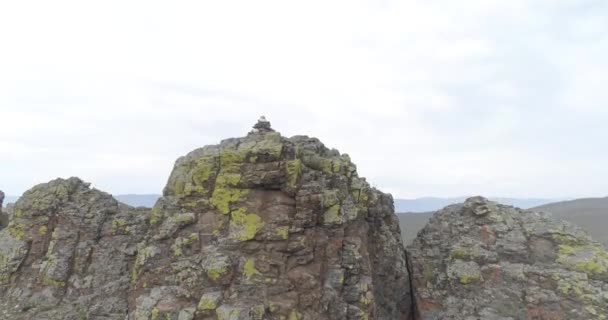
[133,119,410,319]
[0,178,150,319]
[408,197,608,319]
[2,119,608,320]
[0,190,6,229]
[0,119,411,319]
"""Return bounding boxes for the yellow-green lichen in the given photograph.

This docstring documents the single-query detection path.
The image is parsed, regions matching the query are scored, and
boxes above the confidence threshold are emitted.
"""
[8,223,26,240]
[552,233,587,246]
[575,259,607,275]
[359,291,373,306]
[219,149,246,172]
[230,208,263,241]
[216,172,242,187]
[38,225,48,235]
[555,276,586,297]
[286,160,302,187]
[558,244,577,256]
[173,213,196,224]
[14,209,24,218]
[450,249,472,260]
[131,246,159,282]
[556,244,608,277]
[211,186,248,215]
[151,308,159,320]
[207,266,228,281]
[323,205,341,225]
[184,156,217,196]
[459,274,480,285]
[217,308,241,320]
[321,159,334,174]
[111,218,128,234]
[243,258,262,280]
[276,226,289,240]
[42,276,66,288]
[150,207,162,225]
[198,296,218,311]
[288,310,301,320]
[171,233,199,257]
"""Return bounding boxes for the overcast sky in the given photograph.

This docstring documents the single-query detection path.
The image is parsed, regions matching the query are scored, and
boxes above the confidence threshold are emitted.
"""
[1,0,607,199]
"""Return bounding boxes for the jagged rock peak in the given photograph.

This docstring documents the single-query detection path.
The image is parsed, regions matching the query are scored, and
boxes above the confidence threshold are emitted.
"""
[0,125,411,320]
[0,190,5,207]
[408,196,608,320]
[151,125,410,319]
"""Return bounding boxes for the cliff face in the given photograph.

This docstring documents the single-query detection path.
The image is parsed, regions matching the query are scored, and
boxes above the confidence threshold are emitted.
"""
[0,121,410,320]
[408,197,608,320]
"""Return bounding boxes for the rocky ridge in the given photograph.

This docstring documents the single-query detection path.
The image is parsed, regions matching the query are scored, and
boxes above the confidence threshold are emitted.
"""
[0,119,410,320]
[1,119,608,320]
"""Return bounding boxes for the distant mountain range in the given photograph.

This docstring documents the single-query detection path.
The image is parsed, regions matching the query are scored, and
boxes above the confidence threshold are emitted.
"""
[3,194,161,208]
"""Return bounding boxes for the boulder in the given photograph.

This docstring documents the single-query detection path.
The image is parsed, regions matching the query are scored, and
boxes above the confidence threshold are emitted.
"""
[408,196,608,320]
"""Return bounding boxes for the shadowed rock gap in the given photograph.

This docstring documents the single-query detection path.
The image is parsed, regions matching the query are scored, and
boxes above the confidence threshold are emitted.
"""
[404,249,418,320]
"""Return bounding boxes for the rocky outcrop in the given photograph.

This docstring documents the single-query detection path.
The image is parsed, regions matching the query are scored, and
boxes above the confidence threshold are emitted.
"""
[5,118,607,320]
[0,190,6,229]
[133,120,410,319]
[0,177,150,319]
[408,197,608,320]
[0,120,410,319]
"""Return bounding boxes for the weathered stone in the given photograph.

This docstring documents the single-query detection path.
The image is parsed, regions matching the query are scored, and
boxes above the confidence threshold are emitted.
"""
[0,177,150,319]
[0,119,410,319]
[409,197,608,319]
[0,190,6,230]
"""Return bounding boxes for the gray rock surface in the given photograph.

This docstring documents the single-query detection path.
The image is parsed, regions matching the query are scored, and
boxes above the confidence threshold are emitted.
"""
[408,196,608,320]
[5,119,607,320]
[134,122,411,319]
[0,190,6,229]
[0,177,150,319]
[0,121,411,319]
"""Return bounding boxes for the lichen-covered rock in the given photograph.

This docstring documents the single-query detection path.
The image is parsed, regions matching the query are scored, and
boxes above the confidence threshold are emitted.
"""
[0,177,150,319]
[0,120,411,320]
[132,120,411,319]
[0,190,7,230]
[408,196,608,320]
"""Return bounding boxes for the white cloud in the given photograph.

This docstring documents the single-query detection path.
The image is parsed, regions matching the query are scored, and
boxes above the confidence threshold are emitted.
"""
[0,0,607,198]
